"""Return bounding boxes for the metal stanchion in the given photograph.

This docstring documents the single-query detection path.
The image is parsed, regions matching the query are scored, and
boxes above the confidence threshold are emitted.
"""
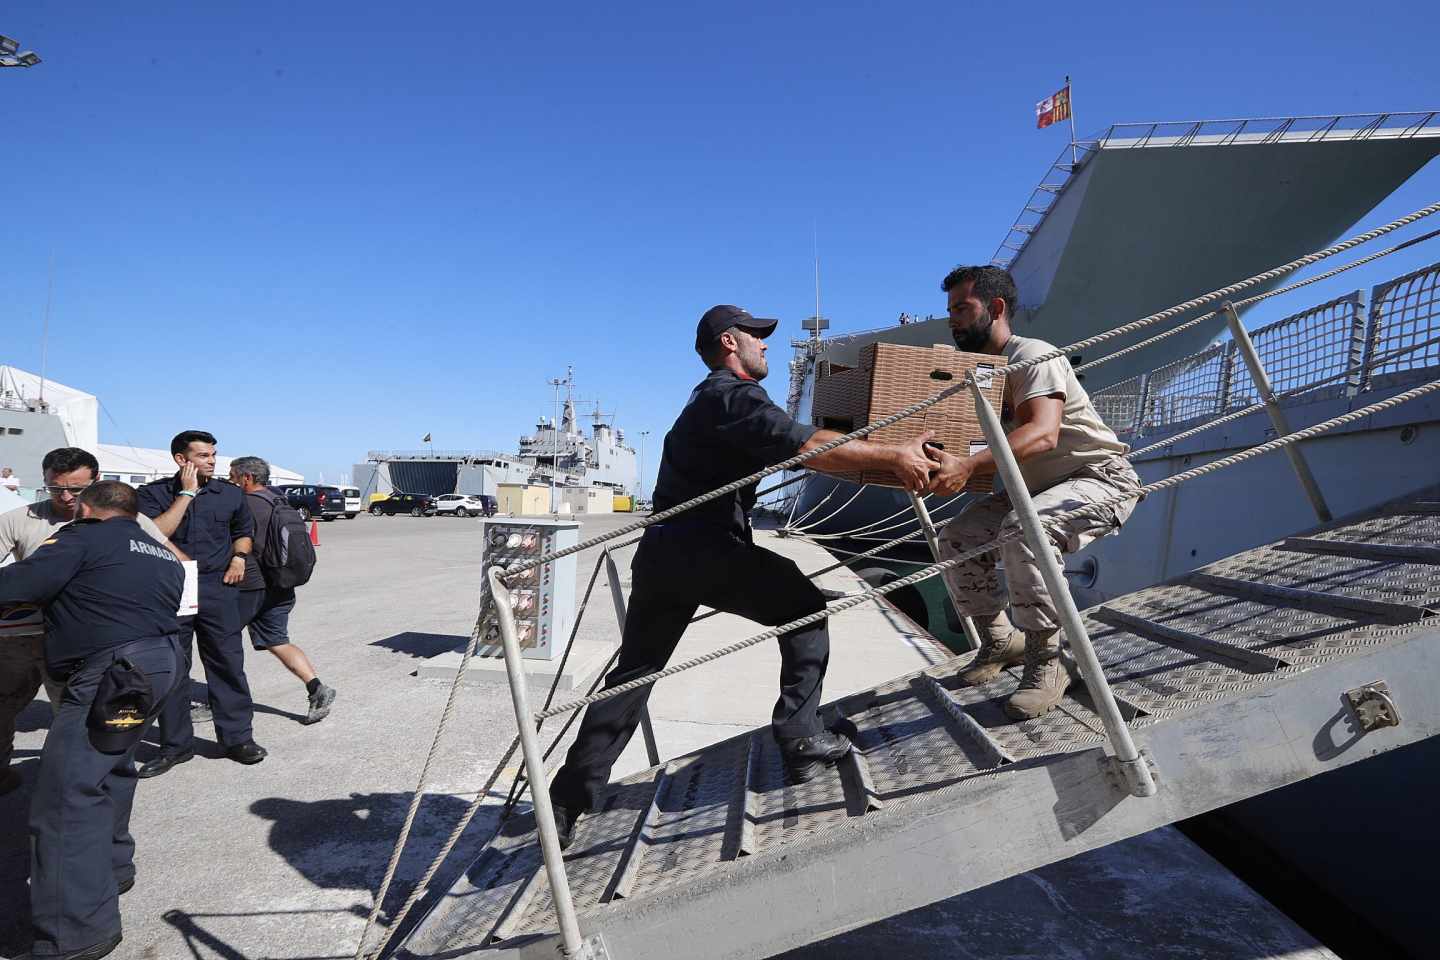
[1222,302,1333,522]
[603,548,661,766]
[906,491,983,651]
[967,378,1157,798]
[487,568,594,957]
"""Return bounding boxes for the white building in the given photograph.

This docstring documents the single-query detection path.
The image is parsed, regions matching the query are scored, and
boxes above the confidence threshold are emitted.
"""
[1,363,302,492]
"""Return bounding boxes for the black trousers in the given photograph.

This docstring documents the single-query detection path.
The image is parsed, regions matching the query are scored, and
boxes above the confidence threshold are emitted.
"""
[29,637,180,957]
[155,578,254,752]
[549,527,830,813]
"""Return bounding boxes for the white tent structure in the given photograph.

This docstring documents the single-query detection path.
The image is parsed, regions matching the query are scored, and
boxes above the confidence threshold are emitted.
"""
[0,365,99,451]
[1,363,303,490]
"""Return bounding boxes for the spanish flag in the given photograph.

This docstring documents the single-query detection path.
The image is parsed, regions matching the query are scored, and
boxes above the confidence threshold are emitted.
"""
[1036,83,1072,130]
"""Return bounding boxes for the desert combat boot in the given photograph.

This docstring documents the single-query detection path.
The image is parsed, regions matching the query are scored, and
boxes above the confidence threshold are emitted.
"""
[958,617,1027,686]
[1004,628,1071,720]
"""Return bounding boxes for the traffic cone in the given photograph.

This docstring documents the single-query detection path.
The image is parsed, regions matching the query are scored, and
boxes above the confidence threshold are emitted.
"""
[309,520,320,547]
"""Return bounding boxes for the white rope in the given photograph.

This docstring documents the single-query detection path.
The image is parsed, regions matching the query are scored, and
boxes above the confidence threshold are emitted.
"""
[533,376,1440,723]
[781,483,841,531]
[785,481,870,534]
[798,493,936,540]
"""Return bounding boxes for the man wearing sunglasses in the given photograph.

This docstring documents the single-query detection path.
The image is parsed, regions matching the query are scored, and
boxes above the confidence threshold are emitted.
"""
[0,448,181,796]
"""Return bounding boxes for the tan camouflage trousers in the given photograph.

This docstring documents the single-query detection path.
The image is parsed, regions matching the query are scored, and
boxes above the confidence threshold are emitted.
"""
[0,634,63,768]
[938,458,1143,633]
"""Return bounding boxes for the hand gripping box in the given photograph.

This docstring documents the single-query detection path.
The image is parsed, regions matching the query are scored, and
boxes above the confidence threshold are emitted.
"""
[809,342,1007,491]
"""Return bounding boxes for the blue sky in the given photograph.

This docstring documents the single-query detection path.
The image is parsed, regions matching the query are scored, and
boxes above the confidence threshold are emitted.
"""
[3,0,1438,487]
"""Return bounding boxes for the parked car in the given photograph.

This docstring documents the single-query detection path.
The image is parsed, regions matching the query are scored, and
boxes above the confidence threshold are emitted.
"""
[431,493,495,518]
[275,484,348,521]
[338,486,361,519]
[369,492,436,517]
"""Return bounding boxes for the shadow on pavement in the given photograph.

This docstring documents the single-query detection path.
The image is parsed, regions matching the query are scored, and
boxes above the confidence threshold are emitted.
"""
[250,790,506,950]
[162,905,370,960]
[369,633,468,660]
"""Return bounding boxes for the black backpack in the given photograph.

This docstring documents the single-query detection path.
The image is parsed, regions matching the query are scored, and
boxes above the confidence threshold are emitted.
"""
[258,494,317,589]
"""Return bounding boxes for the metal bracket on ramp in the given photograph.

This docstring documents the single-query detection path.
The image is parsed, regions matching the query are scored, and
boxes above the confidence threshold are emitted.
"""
[564,931,611,960]
[1345,681,1402,732]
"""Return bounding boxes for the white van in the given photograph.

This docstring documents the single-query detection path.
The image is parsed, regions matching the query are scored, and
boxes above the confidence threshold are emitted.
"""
[339,486,362,519]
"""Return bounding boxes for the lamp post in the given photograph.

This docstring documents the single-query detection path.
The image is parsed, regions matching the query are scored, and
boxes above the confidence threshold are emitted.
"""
[0,34,41,68]
[637,430,650,503]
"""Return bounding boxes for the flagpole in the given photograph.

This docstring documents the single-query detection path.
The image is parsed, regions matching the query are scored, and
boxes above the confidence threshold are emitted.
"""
[1066,75,1078,166]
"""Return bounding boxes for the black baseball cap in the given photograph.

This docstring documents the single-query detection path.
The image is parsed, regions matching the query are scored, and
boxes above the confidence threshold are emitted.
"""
[87,658,157,754]
[695,305,779,353]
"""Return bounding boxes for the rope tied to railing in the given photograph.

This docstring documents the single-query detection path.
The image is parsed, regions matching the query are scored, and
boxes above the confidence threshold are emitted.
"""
[498,199,1440,586]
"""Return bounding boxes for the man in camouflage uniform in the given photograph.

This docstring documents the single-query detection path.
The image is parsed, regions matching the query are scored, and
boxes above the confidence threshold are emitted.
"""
[926,266,1142,721]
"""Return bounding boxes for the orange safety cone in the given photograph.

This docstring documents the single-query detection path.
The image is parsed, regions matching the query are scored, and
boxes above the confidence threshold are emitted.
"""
[309,520,321,547]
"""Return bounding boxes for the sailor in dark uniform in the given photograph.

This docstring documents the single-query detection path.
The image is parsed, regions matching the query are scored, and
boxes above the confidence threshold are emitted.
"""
[0,481,184,960]
[546,305,938,847]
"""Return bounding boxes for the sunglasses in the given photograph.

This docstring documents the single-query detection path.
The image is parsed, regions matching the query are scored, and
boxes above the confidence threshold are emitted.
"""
[45,484,94,495]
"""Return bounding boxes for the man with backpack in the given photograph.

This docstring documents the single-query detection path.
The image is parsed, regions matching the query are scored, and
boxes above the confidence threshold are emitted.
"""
[228,457,335,725]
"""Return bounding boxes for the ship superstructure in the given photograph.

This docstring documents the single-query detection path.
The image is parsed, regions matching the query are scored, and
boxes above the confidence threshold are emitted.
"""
[356,367,638,499]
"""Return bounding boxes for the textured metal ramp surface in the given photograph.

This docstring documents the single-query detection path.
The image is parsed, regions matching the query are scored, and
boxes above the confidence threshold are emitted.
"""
[397,489,1440,960]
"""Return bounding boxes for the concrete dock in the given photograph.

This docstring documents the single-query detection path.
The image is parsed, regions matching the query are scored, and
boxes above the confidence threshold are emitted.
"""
[1,513,1335,959]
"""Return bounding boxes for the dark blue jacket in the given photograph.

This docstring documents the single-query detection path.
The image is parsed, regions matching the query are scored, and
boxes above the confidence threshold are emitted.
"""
[0,516,183,676]
[137,475,254,577]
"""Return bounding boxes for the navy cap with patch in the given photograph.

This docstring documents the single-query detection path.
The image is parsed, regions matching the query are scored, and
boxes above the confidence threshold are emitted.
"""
[88,658,157,754]
[695,304,779,353]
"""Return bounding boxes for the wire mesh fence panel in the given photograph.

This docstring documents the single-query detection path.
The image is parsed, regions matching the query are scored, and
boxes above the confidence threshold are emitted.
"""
[1091,373,1145,434]
[1138,343,1231,431]
[1228,291,1365,405]
[1364,261,1440,385]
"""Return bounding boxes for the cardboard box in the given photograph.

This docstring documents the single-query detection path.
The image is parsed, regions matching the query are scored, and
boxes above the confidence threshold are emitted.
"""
[810,343,1007,491]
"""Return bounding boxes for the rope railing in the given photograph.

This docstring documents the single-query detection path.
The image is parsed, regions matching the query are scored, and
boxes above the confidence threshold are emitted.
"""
[358,352,1440,959]
[358,205,1440,958]
[497,199,1440,585]
[531,376,1440,724]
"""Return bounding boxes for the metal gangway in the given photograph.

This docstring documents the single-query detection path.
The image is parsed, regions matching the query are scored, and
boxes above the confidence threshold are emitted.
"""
[359,201,1440,960]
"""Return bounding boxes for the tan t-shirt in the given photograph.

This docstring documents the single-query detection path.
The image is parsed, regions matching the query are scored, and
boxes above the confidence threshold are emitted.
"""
[0,500,170,637]
[999,335,1129,492]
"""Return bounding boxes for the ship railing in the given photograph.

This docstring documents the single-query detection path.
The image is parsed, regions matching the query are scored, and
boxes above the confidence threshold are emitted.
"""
[1094,258,1440,438]
[365,448,515,462]
[991,110,1440,269]
[357,201,1440,960]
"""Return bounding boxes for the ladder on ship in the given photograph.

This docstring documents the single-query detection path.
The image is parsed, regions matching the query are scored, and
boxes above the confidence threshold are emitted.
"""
[358,203,1440,960]
[394,488,1439,959]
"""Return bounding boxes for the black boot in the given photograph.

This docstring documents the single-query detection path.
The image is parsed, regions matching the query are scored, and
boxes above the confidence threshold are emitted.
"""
[776,730,853,784]
[550,805,580,851]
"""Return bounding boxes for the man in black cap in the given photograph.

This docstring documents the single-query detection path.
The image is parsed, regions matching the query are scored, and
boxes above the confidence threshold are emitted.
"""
[546,305,938,847]
[0,481,184,960]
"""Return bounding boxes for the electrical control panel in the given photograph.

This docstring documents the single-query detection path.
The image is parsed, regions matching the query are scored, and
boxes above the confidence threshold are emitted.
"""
[480,518,580,660]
